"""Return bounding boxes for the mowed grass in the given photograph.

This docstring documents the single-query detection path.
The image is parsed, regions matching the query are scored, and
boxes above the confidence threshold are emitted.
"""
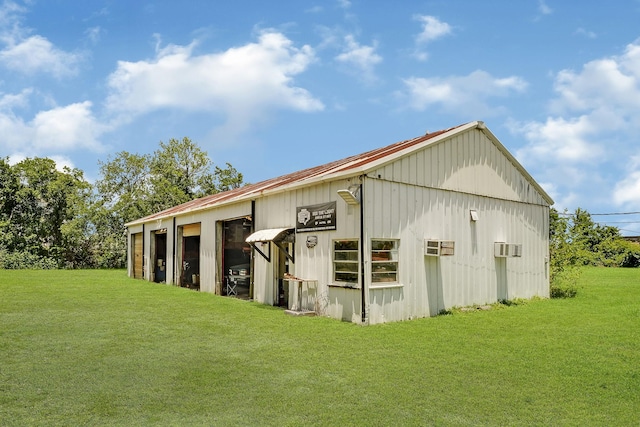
[0,268,638,426]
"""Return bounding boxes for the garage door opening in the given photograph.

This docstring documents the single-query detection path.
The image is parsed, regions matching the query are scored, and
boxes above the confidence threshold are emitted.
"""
[153,229,167,283]
[179,223,200,290]
[223,218,253,299]
[132,232,143,279]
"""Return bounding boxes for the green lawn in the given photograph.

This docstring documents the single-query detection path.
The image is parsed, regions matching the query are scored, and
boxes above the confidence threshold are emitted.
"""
[1,268,638,426]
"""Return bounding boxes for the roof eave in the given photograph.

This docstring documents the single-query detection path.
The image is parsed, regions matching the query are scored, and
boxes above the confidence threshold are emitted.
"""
[125,121,553,227]
[476,122,555,206]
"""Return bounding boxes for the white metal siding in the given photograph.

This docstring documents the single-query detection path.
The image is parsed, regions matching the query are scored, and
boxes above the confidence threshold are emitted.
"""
[127,126,550,325]
[372,129,548,207]
[364,129,550,324]
[251,179,363,321]
[135,202,252,293]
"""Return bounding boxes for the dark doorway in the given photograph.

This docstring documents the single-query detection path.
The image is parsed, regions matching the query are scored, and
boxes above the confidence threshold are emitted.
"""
[223,218,252,298]
[182,235,200,290]
[153,231,167,283]
[275,242,291,307]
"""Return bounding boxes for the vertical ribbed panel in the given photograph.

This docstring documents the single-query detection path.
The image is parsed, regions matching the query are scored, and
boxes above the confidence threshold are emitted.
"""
[366,128,550,324]
[130,127,550,325]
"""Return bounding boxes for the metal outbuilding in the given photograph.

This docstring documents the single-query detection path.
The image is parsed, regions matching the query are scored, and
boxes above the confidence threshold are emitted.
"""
[126,121,554,324]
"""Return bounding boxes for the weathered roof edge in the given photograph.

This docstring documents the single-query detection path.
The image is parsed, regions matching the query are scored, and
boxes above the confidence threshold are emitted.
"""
[126,121,553,227]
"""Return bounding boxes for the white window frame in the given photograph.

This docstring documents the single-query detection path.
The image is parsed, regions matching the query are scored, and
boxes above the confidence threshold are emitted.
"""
[370,239,399,285]
[332,239,359,286]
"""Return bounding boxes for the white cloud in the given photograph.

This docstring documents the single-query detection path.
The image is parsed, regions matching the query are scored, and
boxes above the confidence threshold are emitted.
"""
[515,115,603,163]
[0,1,25,29]
[412,15,452,61]
[613,155,640,207]
[613,171,640,206]
[413,15,452,45]
[401,70,527,116]
[85,26,103,44]
[574,28,597,39]
[335,34,382,84]
[514,39,640,163]
[0,87,31,110]
[511,39,640,210]
[0,2,83,78]
[306,6,323,13]
[105,30,323,137]
[31,102,105,151]
[0,97,107,157]
[551,59,640,114]
[0,35,82,77]
[538,0,553,15]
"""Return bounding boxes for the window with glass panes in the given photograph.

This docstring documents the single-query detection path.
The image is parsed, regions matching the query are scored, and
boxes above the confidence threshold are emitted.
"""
[371,240,398,283]
[333,240,359,284]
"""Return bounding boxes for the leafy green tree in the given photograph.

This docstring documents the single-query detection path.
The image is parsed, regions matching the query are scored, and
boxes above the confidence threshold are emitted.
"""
[549,207,640,296]
[91,137,244,268]
[93,152,151,268]
[212,162,244,192]
[0,158,20,250]
[0,158,92,268]
[95,151,151,222]
[549,208,580,297]
[148,137,214,212]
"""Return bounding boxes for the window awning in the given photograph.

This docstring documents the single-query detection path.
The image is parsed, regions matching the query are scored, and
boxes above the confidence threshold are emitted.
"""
[246,227,295,263]
[246,227,294,243]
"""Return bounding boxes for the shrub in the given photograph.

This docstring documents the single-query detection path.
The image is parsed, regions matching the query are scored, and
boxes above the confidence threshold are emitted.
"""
[0,249,58,269]
[550,283,578,298]
[549,262,581,299]
[619,241,640,268]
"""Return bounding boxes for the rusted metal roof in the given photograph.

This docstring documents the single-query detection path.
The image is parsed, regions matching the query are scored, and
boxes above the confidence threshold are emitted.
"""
[126,121,552,226]
[126,123,467,226]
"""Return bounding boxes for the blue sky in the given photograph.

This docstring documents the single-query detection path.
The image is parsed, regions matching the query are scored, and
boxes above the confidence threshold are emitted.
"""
[2,0,640,233]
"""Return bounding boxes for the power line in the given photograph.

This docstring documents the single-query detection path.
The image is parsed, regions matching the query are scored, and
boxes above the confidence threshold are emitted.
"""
[556,211,640,217]
[590,211,640,216]
[595,221,640,224]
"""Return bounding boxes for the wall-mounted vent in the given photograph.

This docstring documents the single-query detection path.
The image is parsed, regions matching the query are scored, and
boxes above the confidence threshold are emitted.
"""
[511,244,522,257]
[425,240,455,257]
[494,242,522,258]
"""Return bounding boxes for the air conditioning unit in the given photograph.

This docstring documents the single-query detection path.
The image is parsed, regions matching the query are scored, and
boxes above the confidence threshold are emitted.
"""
[425,240,455,257]
[494,242,522,258]
[510,243,523,257]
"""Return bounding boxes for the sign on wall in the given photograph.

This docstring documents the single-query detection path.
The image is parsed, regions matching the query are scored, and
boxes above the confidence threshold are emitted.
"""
[296,202,337,233]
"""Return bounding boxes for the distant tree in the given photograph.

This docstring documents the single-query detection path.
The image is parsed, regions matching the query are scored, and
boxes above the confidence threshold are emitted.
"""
[0,158,92,268]
[202,162,245,194]
[148,137,215,212]
[93,152,151,268]
[549,207,640,296]
[1,137,245,270]
[90,137,244,269]
[549,208,580,298]
[0,158,20,249]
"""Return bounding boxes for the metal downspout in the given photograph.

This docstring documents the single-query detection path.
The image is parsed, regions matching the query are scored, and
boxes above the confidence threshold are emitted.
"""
[359,180,366,324]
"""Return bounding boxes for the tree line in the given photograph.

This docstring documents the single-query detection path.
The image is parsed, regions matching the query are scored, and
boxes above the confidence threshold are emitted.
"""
[0,137,243,269]
[549,207,640,297]
[2,140,639,283]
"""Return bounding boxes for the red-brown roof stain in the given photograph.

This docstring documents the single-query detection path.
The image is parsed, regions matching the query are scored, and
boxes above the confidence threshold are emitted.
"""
[132,125,462,223]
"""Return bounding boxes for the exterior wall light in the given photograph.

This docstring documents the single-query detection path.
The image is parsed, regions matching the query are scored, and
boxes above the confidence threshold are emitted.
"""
[337,185,361,205]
